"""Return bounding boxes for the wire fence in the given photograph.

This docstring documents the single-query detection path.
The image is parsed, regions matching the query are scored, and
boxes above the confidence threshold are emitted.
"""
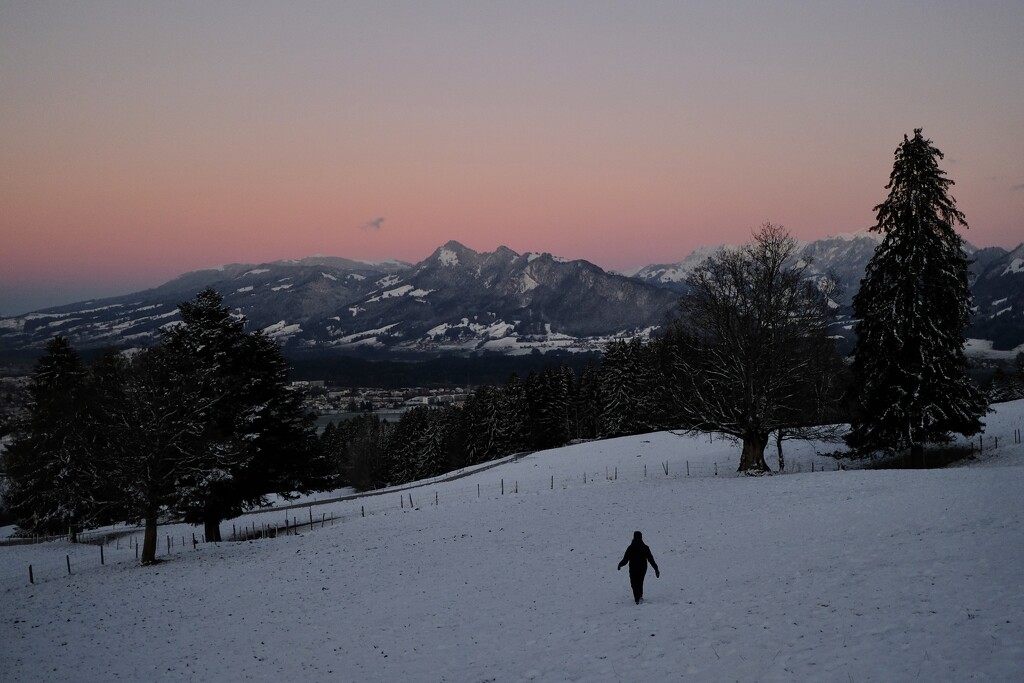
[6,429,1018,587]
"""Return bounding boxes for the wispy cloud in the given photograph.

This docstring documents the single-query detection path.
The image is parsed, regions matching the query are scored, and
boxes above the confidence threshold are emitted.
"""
[360,217,385,231]
[1011,183,1024,192]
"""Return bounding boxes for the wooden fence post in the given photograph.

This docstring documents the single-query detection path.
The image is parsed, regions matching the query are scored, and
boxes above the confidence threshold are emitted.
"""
[100,544,104,565]
[29,564,34,584]
[66,555,71,575]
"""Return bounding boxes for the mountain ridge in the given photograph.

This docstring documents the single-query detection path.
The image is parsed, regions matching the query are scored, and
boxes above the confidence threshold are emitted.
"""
[1,235,1022,356]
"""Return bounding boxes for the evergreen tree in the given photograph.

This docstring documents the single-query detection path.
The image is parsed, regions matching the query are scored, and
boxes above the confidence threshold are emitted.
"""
[439,404,470,471]
[413,407,453,480]
[599,338,656,438]
[462,386,503,464]
[319,421,349,484]
[4,337,101,537]
[525,368,574,450]
[499,374,529,454]
[101,346,222,563]
[575,363,603,440]
[345,414,390,490]
[388,407,429,484]
[162,289,329,541]
[847,129,987,462]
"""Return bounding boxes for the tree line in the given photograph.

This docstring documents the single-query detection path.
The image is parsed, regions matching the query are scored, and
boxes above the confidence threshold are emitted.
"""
[3,289,330,563]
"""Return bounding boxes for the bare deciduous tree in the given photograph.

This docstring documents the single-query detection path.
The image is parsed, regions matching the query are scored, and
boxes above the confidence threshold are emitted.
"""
[670,223,843,473]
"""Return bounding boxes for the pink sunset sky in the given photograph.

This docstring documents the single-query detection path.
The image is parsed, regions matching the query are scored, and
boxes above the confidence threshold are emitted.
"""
[2,1,1022,315]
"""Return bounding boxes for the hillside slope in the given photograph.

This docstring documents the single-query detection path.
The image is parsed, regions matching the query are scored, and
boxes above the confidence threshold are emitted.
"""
[3,401,1023,681]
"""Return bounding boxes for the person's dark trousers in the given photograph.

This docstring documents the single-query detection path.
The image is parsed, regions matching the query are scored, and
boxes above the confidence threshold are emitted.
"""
[630,569,646,603]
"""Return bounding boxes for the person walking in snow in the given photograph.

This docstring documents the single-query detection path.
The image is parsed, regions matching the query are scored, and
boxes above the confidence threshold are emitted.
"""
[617,530,659,604]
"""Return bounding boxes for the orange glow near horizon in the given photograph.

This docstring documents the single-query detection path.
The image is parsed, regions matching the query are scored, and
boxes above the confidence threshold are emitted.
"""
[2,2,1022,314]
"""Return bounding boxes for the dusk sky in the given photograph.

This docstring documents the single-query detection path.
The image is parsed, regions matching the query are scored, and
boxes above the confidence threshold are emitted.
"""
[2,1,1022,315]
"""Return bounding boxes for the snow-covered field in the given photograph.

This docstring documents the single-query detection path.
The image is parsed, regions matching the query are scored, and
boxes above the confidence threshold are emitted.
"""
[3,402,1023,682]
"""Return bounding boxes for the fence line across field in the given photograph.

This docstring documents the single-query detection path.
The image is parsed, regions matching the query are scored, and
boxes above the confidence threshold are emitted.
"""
[8,427,1017,587]
[4,452,844,586]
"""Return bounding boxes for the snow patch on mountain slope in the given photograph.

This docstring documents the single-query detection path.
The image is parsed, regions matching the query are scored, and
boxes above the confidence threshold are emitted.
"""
[262,321,302,339]
[519,272,540,293]
[368,285,414,302]
[438,248,460,267]
[44,317,79,328]
[964,338,1024,359]
[336,323,400,345]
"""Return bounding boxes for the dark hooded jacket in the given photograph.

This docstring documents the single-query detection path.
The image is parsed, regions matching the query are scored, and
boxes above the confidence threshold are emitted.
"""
[618,532,659,576]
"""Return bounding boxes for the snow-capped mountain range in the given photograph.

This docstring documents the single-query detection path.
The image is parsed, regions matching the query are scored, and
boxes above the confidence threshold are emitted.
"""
[1,234,1022,357]
[0,241,678,357]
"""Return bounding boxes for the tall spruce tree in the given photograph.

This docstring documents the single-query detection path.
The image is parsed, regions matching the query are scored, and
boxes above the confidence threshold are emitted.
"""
[847,129,987,462]
[162,288,328,541]
[599,338,657,438]
[4,336,102,537]
[462,385,502,465]
[525,368,574,450]
[575,363,603,440]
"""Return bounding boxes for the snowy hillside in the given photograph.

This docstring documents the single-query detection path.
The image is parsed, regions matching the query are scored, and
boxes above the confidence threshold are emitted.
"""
[3,402,1024,681]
